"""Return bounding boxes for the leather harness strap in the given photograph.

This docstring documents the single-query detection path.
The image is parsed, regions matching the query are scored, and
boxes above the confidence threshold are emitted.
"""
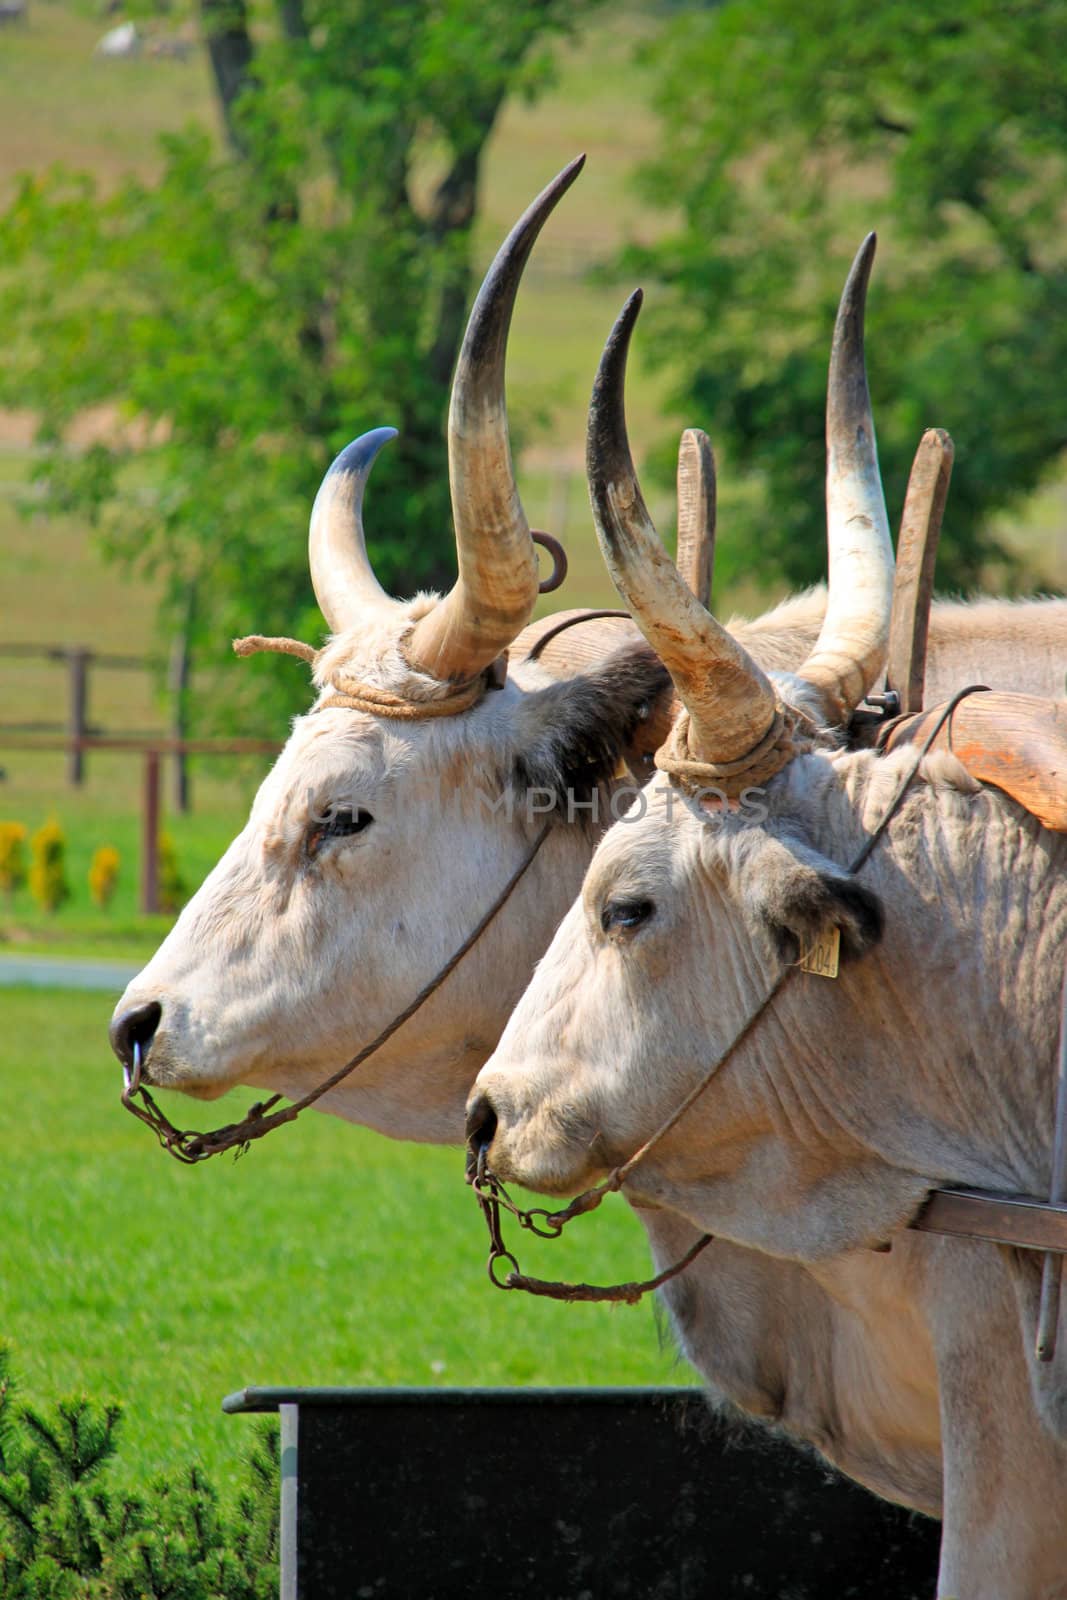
[471,686,1067,1339]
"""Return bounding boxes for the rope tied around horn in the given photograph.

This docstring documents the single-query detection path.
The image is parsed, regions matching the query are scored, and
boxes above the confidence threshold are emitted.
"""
[655,698,804,798]
[232,632,492,720]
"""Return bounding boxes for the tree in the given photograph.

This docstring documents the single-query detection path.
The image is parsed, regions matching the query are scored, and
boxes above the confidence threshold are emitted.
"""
[628,0,1067,595]
[0,0,600,733]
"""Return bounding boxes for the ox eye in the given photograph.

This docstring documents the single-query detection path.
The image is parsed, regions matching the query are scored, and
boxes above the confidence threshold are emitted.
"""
[307,806,374,858]
[601,898,654,936]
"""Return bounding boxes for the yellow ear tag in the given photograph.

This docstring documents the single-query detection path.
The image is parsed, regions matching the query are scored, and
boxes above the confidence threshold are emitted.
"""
[799,926,840,979]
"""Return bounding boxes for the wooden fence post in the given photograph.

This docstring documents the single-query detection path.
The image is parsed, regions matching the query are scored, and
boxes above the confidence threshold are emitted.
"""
[67,649,90,787]
[141,750,161,913]
[549,467,571,541]
[168,632,191,814]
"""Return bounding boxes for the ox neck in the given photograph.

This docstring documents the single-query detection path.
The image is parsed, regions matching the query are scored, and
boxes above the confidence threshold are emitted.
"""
[637,757,1067,1261]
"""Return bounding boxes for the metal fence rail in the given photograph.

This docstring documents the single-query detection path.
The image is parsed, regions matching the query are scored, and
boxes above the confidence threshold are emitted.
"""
[0,732,278,911]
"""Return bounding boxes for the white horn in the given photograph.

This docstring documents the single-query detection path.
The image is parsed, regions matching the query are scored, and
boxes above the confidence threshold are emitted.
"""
[587,291,780,766]
[795,234,894,722]
[308,427,401,634]
[407,158,585,682]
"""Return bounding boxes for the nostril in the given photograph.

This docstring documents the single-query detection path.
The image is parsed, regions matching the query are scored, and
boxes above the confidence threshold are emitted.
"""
[464,1094,498,1178]
[109,1000,162,1072]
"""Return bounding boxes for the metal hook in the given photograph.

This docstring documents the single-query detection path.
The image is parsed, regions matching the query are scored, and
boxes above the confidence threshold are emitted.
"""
[532,531,568,595]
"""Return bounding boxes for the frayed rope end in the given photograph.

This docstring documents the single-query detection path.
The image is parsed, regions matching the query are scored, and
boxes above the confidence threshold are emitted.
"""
[233,634,318,665]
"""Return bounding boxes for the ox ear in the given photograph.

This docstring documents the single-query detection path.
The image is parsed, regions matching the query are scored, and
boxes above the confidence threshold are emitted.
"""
[735,833,884,967]
[511,644,672,817]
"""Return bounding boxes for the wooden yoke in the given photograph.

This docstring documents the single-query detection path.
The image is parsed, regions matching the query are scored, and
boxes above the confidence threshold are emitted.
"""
[885,428,955,714]
[872,424,1067,832]
[882,691,1067,833]
[675,428,716,612]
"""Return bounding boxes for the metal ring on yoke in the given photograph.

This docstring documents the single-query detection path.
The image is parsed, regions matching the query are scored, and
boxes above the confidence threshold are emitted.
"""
[532,531,568,594]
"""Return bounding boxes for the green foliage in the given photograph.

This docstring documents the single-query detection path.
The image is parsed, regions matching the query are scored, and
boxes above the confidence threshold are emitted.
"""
[631,0,1067,594]
[0,1345,279,1599]
[0,0,603,735]
[87,846,121,911]
[28,820,70,915]
[0,824,28,904]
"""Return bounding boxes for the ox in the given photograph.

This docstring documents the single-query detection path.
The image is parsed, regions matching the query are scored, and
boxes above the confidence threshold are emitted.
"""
[110,161,1065,1133]
[110,165,1067,1574]
[468,268,1067,1597]
[110,167,1066,1587]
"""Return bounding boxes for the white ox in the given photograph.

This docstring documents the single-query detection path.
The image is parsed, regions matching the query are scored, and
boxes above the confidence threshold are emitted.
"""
[110,181,1067,1568]
[110,169,1067,1588]
[469,271,1067,1598]
[110,160,1066,1130]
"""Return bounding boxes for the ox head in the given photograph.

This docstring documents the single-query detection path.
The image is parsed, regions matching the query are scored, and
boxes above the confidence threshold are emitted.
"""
[468,238,925,1248]
[109,160,672,1142]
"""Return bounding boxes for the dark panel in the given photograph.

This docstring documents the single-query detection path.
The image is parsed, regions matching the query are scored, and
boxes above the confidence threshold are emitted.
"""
[280,1390,939,1600]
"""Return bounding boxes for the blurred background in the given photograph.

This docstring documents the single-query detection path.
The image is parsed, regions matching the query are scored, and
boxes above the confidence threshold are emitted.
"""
[1,0,1066,1564]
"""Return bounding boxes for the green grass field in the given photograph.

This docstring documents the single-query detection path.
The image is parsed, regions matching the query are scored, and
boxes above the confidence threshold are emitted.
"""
[0,987,687,1498]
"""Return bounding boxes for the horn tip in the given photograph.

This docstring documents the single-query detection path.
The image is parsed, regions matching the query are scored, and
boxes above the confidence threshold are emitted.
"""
[617,287,644,338]
[592,291,644,429]
[843,233,877,304]
[326,426,398,482]
[545,153,587,205]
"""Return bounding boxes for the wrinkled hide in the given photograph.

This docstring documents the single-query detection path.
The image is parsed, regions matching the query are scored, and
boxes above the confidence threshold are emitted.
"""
[114,640,669,1139]
[113,595,1064,1133]
[473,748,1067,1597]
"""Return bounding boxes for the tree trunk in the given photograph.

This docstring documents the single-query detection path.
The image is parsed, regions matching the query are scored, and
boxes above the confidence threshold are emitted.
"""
[199,0,256,155]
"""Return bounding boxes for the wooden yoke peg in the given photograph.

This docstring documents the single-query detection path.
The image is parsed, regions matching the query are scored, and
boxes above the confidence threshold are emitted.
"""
[675,428,717,609]
[885,428,955,715]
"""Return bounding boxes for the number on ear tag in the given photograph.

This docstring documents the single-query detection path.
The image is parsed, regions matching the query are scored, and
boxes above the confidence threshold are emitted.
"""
[799,926,840,979]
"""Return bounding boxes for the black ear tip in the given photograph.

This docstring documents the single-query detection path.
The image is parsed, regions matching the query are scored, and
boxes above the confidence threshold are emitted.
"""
[835,878,884,961]
[766,869,884,967]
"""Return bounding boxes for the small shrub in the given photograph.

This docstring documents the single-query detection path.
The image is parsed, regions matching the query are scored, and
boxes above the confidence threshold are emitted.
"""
[28,820,69,915]
[0,1344,279,1599]
[157,832,187,915]
[0,822,28,904]
[89,845,121,910]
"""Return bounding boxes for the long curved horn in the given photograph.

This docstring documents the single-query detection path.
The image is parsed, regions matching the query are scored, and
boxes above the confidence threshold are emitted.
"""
[587,291,780,766]
[795,234,893,721]
[309,427,401,634]
[407,156,585,683]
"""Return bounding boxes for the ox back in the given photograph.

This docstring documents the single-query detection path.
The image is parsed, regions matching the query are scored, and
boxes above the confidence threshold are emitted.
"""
[223,1386,939,1599]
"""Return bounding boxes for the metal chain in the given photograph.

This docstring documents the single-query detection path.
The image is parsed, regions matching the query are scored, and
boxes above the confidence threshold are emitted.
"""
[121,822,555,1163]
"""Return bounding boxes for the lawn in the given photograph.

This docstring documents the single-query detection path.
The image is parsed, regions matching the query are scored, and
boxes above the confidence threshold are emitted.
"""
[0,988,689,1500]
